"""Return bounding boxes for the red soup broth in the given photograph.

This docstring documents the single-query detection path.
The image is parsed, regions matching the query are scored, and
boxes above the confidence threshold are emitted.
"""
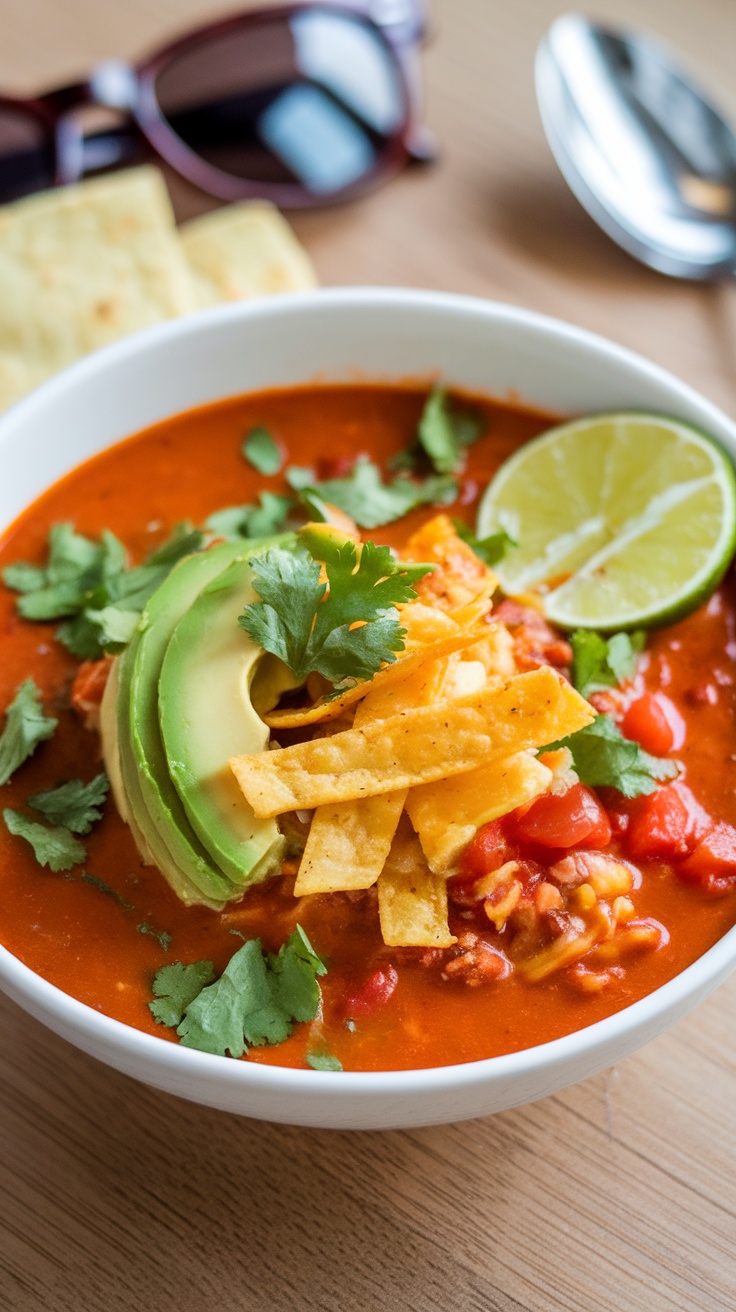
[1,383,735,1072]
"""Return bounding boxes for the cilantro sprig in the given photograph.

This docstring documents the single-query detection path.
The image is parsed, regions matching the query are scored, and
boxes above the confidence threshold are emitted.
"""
[0,679,57,786]
[571,629,646,699]
[453,519,515,567]
[417,385,484,474]
[3,521,204,660]
[28,773,109,833]
[240,537,432,686]
[149,926,328,1059]
[242,426,283,476]
[547,714,678,798]
[2,808,86,871]
[286,457,457,530]
[205,492,293,541]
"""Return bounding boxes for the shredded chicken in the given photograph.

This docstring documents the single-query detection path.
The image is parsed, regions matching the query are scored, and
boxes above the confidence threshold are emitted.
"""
[495,599,573,671]
[441,930,512,986]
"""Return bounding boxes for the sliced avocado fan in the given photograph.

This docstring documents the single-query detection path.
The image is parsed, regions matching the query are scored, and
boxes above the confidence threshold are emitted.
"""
[158,554,286,887]
[109,536,294,909]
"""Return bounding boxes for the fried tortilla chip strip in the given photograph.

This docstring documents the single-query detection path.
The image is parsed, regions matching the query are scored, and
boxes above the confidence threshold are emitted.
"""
[377,818,456,948]
[231,666,593,818]
[294,790,407,893]
[406,751,553,874]
[263,627,480,729]
[293,654,450,894]
[403,514,497,610]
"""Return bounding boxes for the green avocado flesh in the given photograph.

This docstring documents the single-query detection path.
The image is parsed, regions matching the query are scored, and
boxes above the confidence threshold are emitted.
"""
[158,555,284,886]
[109,536,293,909]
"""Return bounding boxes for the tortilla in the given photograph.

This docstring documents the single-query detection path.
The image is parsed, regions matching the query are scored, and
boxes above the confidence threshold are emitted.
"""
[406,751,553,873]
[263,627,482,728]
[292,641,450,894]
[377,819,456,948]
[231,665,594,817]
[179,200,317,306]
[0,167,197,412]
[293,789,407,894]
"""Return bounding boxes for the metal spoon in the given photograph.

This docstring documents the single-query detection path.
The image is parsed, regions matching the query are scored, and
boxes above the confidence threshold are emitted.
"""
[535,13,736,279]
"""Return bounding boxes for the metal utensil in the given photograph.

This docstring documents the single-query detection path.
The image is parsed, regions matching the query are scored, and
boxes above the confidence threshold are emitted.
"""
[535,13,736,279]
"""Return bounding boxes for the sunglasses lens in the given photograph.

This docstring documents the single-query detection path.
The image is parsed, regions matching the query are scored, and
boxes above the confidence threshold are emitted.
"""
[154,11,405,197]
[0,106,54,200]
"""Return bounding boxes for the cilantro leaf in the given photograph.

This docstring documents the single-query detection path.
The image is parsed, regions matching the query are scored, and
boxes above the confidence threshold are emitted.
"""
[307,1050,343,1072]
[453,519,515,566]
[0,680,57,786]
[177,938,285,1056]
[205,492,293,540]
[242,426,283,476]
[154,927,327,1058]
[268,922,327,1024]
[546,714,678,798]
[149,960,216,1027]
[286,457,457,529]
[3,808,85,871]
[4,522,204,659]
[28,773,109,833]
[1,561,47,593]
[418,385,484,474]
[571,630,646,699]
[240,539,432,685]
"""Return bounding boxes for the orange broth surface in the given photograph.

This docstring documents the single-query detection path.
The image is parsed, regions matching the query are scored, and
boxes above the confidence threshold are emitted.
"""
[1,382,736,1072]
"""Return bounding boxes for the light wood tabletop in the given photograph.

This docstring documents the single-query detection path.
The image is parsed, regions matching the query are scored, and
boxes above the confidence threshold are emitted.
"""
[1,2,736,1310]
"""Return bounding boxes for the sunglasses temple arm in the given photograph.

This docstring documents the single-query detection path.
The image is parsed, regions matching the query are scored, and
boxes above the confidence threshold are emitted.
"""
[406,125,438,164]
[368,0,429,44]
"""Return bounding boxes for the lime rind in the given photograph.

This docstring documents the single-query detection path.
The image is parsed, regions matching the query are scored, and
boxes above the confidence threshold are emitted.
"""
[477,411,736,630]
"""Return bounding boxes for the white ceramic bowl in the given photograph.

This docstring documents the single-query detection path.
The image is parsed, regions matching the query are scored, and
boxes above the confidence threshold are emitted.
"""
[2,287,736,1130]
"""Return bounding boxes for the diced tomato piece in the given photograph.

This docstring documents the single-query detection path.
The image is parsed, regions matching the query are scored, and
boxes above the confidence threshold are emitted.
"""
[508,783,612,850]
[316,455,355,479]
[621,692,685,754]
[343,965,398,1018]
[625,781,710,861]
[678,823,736,896]
[71,657,112,709]
[457,820,515,885]
[71,657,113,728]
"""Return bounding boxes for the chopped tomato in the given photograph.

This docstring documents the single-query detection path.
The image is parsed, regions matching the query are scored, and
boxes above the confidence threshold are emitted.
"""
[457,820,515,884]
[678,822,736,896]
[621,691,685,754]
[624,781,710,861]
[71,657,112,710]
[508,783,612,850]
[343,965,398,1018]
[71,657,113,730]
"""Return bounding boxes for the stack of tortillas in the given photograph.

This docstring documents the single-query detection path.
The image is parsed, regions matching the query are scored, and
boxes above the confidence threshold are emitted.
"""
[0,165,317,413]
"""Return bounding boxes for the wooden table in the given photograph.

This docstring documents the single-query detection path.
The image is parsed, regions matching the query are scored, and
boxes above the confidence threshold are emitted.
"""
[2,2,736,1309]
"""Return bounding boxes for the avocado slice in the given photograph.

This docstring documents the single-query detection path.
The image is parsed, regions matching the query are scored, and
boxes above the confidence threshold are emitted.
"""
[116,542,248,907]
[157,553,286,887]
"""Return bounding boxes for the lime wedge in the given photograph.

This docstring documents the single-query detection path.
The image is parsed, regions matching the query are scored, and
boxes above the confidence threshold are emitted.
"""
[476,412,736,630]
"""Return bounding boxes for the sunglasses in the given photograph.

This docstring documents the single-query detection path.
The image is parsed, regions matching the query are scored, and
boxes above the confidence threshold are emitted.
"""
[0,0,433,209]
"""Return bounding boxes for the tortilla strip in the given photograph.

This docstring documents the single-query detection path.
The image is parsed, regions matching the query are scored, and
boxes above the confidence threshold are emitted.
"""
[263,628,482,728]
[406,751,553,874]
[377,819,456,948]
[179,200,317,306]
[294,789,407,894]
[231,666,593,818]
[292,651,449,894]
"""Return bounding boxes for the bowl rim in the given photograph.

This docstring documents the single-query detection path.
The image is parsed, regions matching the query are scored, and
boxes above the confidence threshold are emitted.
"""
[1,284,735,1100]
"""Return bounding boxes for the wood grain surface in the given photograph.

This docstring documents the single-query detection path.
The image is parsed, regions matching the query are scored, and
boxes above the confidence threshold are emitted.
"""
[1,2,736,1309]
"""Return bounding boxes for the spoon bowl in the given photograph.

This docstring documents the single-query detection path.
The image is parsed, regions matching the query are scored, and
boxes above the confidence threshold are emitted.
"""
[535,13,736,279]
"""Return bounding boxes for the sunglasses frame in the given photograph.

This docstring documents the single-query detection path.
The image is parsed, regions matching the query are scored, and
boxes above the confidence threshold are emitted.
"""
[0,0,430,207]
